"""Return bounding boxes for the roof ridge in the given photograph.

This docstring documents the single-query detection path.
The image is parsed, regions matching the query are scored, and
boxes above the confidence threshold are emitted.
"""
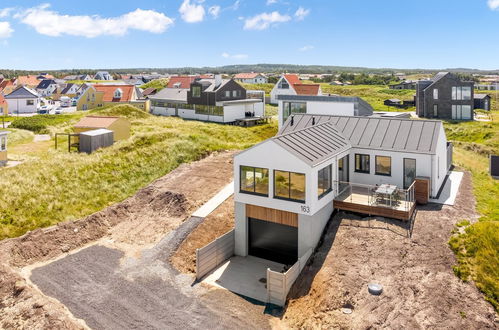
[274,117,336,139]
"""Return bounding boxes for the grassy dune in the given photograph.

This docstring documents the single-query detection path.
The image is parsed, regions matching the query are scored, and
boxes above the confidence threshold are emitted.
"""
[446,111,499,311]
[0,105,277,239]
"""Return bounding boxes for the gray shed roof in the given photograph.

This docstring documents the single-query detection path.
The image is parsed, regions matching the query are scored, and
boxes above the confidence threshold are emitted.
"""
[149,88,188,103]
[280,114,442,154]
[273,120,351,166]
[474,93,490,99]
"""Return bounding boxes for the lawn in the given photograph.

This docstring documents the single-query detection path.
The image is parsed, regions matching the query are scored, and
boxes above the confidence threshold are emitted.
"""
[0,105,277,239]
[445,110,499,311]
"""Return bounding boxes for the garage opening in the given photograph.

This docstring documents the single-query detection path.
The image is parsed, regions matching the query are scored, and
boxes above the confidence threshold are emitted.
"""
[248,217,298,265]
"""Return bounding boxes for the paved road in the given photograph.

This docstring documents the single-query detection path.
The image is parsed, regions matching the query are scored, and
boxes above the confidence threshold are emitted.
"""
[30,216,269,330]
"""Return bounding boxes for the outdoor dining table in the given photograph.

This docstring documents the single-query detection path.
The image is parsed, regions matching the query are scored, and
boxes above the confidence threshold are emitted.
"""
[375,184,398,207]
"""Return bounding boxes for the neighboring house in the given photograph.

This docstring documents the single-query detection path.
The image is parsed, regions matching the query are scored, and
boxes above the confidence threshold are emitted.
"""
[36,79,58,97]
[232,113,451,288]
[74,116,130,141]
[63,74,93,81]
[60,83,80,96]
[0,78,16,95]
[76,83,92,97]
[389,81,417,90]
[474,94,491,111]
[77,84,149,112]
[384,98,403,107]
[0,93,8,115]
[276,94,374,128]
[167,76,198,89]
[416,72,474,120]
[124,78,147,86]
[94,71,113,81]
[0,131,8,166]
[270,74,321,104]
[150,75,264,123]
[233,73,267,84]
[4,86,40,114]
[17,75,42,88]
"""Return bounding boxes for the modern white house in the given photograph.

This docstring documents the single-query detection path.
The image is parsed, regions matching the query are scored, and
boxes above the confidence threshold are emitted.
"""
[270,74,322,104]
[233,113,451,265]
[277,94,374,128]
[36,79,58,97]
[233,73,268,84]
[4,86,40,114]
[150,77,265,124]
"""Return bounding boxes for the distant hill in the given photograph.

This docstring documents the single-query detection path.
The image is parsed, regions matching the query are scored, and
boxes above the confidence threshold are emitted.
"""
[1,64,498,78]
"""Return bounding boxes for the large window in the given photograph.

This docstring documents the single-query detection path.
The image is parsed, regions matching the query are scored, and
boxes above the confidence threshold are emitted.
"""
[274,170,306,202]
[192,86,201,98]
[375,156,391,176]
[240,166,269,196]
[433,88,438,100]
[433,104,438,117]
[278,79,289,89]
[317,165,332,199]
[452,86,471,100]
[452,105,472,120]
[282,102,306,123]
[355,154,370,173]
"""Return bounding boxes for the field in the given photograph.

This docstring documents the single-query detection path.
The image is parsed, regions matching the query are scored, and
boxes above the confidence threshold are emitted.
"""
[0,105,277,239]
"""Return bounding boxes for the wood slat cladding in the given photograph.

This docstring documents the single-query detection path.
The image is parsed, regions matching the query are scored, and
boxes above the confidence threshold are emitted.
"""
[415,177,430,205]
[246,204,298,227]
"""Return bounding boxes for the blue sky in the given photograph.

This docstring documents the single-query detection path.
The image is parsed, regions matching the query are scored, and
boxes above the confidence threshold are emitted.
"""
[0,0,498,70]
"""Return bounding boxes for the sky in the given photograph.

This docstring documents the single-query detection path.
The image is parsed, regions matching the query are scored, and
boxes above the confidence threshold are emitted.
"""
[0,0,498,70]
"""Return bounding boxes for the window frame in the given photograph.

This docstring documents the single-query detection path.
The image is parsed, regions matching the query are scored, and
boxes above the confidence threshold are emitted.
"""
[240,166,269,197]
[354,154,370,174]
[317,164,332,199]
[433,88,438,100]
[273,169,306,203]
[375,155,392,177]
[192,86,201,98]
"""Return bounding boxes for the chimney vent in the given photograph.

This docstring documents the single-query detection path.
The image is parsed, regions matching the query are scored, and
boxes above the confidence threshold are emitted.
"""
[290,116,294,126]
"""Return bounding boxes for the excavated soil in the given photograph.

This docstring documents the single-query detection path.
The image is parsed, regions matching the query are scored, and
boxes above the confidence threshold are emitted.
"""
[171,196,235,274]
[0,151,240,329]
[282,172,498,329]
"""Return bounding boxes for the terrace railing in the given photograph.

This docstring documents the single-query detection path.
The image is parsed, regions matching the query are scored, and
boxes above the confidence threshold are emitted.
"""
[334,181,415,212]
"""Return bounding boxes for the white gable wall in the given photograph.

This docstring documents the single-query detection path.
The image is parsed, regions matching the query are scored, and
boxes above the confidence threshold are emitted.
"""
[432,123,449,197]
[6,97,39,114]
[270,76,297,104]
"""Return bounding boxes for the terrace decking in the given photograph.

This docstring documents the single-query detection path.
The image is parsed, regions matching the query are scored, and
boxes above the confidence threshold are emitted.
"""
[334,183,416,221]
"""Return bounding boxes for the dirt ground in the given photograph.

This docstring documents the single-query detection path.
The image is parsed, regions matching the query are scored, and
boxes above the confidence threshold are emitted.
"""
[171,196,235,274]
[0,151,273,329]
[282,172,498,329]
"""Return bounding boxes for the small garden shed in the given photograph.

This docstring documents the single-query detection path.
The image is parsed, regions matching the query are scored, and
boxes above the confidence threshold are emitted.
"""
[0,131,8,166]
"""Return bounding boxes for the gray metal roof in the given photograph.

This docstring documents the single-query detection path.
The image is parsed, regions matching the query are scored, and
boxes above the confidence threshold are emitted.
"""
[280,114,442,154]
[273,120,351,166]
[474,93,489,99]
[149,88,188,103]
[4,86,39,99]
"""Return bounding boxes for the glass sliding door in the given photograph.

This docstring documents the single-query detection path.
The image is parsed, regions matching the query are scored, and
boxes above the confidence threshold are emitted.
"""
[403,158,416,189]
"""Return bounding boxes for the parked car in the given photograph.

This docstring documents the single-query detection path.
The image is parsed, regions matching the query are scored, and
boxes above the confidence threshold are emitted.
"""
[54,107,64,115]
[38,105,50,114]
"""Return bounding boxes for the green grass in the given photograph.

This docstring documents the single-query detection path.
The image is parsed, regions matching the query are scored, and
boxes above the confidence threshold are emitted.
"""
[9,114,84,134]
[445,110,499,312]
[140,78,169,90]
[0,105,277,239]
[4,128,34,147]
[239,83,274,96]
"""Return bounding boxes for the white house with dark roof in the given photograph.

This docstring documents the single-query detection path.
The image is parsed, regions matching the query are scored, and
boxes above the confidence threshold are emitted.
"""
[36,79,58,97]
[4,86,40,114]
[277,94,374,128]
[232,113,451,273]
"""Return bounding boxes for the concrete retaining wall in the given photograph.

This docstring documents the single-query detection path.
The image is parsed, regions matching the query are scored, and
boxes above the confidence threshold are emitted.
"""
[266,248,313,306]
[196,229,235,280]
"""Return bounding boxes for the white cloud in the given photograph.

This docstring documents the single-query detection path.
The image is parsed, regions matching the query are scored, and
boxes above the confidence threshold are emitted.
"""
[0,21,13,38]
[294,7,310,21]
[15,4,173,38]
[208,5,221,18]
[0,8,14,18]
[266,0,278,5]
[488,0,499,10]
[230,0,241,10]
[179,0,205,23]
[222,52,248,59]
[244,11,291,30]
[299,45,314,52]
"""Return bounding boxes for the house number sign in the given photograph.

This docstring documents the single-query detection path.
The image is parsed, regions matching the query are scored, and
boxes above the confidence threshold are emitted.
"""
[300,205,310,213]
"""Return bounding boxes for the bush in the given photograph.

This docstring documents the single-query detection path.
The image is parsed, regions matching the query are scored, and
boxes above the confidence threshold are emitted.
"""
[9,115,77,134]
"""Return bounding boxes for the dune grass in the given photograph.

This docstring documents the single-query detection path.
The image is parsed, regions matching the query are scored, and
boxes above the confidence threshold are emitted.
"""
[446,110,499,311]
[0,105,277,239]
